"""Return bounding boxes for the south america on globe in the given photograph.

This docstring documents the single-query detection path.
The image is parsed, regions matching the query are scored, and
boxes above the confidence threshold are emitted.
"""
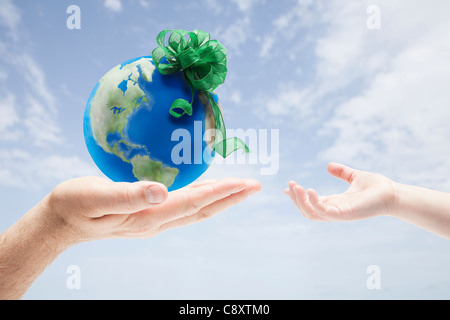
[83,30,249,191]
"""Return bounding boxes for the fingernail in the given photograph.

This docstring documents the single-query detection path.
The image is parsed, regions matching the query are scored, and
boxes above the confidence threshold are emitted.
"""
[147,185,165,204]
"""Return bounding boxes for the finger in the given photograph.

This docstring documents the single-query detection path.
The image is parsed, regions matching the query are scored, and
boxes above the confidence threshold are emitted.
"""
[287,181,307,218]
[287,181,296,199]
[287,181,320,220]
[283,187,289,195]
[307,189,341,220]
[157,180,261,233]
[287,182,309,218]
[292,185,330,222]
[186,179,218,189]
[150,178,249,224]
[86,180,168,217]
[116,178,256,235]
[327,162,357,184]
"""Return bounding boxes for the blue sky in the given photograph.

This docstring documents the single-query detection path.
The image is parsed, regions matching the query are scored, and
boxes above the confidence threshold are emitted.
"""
[1,0,450,299]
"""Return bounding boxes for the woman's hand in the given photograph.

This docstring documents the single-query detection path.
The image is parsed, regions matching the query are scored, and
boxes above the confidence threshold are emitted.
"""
[284,162,397,222]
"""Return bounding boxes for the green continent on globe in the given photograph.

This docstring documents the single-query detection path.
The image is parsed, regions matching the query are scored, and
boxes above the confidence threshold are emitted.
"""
[89,57,179,185]
[131,155,179,187]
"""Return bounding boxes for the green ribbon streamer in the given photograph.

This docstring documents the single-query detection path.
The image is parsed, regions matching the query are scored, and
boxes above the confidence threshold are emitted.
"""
[152,29,250,158]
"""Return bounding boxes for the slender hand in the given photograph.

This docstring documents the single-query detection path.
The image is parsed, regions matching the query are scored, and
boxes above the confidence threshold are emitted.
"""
[285,162,397,222]
[0,177,261,300]
[285,162,450,240]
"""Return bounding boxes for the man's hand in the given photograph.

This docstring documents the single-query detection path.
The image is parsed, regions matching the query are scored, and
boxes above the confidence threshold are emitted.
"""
[45,177,261,245]
[0,177,260,299]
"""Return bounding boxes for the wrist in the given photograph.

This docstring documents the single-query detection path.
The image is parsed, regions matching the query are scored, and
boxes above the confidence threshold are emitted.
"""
[389,181,421,220]
[32,195,79,252]
[388,181,403,218]
[0,197,74,300]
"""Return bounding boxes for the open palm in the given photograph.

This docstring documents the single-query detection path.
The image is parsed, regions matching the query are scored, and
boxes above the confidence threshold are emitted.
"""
[285,163,397,222]
[47,177,261,243]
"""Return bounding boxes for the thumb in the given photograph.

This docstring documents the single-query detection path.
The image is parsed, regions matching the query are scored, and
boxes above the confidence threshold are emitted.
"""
[93,180,169,215]
[327,162,357,184]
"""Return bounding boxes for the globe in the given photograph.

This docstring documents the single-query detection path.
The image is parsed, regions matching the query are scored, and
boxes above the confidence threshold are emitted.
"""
[83,56,217,191]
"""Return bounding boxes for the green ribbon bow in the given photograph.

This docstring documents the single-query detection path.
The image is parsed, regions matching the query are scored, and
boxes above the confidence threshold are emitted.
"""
[152,29,250,158]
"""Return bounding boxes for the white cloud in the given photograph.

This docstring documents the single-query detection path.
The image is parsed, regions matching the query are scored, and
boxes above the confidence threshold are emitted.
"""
[0,12,89,191]
[264,85,313,118]
[0,41,65,147]
[0,149,100,189]
[24,96,63,147]
[0,67,7,81]
[17,53,56,111]
[231,0,260,12]
[214,17,251,55]
[0,43,57,109]
[0,50,64,147]
[0,93,20,141]
[138,0,150,8]
[230,91,242,105]
[316,1,450,190]
[259,36,274,59]
[204,0,222,14]
[261,1,399,119]
[0,0,21,41]
[104,0,123,13]
[273,0,318,32]
[256,0,450,192]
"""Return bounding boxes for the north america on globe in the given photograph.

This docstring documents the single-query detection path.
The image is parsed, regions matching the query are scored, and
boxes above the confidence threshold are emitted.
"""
[83,56,217,191]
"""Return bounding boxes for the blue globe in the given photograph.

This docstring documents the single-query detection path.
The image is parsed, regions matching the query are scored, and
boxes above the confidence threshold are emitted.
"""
[83,56,217,191]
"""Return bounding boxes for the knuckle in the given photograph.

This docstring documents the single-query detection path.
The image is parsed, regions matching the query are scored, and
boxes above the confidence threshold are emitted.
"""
[186,199,201,216]
[348,171,356,183]
[184,185,214,215]
[118,188,136,212]
[336,167,345,177]
[120,214,159,238]
[181,193,197,216]
[195,211,211,223]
